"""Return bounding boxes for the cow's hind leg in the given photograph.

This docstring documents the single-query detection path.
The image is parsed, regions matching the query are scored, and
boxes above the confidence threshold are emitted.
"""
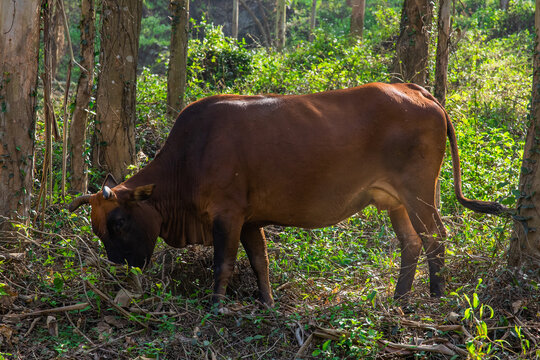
[241,224,274,306]
[212,216,242,306]
[403,194,447,297]
[389,206,423,299]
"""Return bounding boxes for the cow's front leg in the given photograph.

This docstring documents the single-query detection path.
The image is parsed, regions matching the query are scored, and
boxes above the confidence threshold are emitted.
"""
[211,217,242,307]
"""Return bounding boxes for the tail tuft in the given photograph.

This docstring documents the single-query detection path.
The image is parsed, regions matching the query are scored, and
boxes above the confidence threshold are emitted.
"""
[457,198,509,215]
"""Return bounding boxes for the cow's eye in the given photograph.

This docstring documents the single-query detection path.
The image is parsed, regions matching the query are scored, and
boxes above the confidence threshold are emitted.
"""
[113,217,126,234]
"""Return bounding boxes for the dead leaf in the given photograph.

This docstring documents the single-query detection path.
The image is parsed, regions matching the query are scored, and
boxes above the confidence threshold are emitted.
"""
[175,333,193,343]
[446,311,460,323]
[125,335,136,347]
[0,283,18,310]
[46,315,58,337]
[96,321,112,342]
[512,300,523,314]
[114,289,134,308]
[0,325,13,346]
[193,326,200,339]
[104,315,127,328]
[7,253,25,261]
[96,321,112,333]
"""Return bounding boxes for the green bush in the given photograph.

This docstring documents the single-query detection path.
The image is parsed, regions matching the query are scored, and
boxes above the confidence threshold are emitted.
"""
[187,22,253,94]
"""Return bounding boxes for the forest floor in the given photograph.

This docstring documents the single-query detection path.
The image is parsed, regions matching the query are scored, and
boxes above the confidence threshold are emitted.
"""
[1,206,539,359]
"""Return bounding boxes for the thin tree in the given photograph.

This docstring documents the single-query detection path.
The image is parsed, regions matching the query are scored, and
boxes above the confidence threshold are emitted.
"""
[69,0,95,193]
[239,0,271,46]
[167,0,190,119]
[508,0,540,271]
[432,0,452,208]
[275,0,286,50]
[349,0,366,39]
[392,0,433,85]
[232,0,239,39]
[0,0,41,228]
[51,2,66,79]
[434,0,451,106]
[94,0,143,182]
[309,0,317,42]
[257,0,273,45]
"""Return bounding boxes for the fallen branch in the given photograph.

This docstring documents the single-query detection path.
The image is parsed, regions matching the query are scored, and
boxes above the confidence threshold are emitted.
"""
[399,318,474,341]
[294,326,350,358]
[4,302,89,320]
[312,327,349,340]
[23,316,42,338]
[379,339,468,357]
[294,333,314,358]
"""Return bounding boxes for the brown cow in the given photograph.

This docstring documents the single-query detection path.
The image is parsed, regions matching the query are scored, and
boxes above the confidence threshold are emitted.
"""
[69,83,506,306]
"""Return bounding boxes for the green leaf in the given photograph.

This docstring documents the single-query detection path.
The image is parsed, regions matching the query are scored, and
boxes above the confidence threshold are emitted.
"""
[464,308,471,320]
[322,339,332,351]
[473,293,479,309]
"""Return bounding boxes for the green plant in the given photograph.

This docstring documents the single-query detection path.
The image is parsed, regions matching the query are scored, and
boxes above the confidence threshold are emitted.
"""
[451,280,509,359]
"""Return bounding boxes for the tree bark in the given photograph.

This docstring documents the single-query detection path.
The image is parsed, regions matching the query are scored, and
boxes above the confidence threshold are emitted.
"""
[392,0,433,86]
[51,2,66,79]
[500,0,510,11]
[94,0,142,182]
[69,0,95,193]
[167,0,189,119]
[508,0,540,271]
[434,0,451,106]
[0,0,41,228]
[349,0,366,39]
[232,0,239,39]
[275,0,286,51]
[256,0,272,45]
[239,0,270,46]
[309,0,317,42]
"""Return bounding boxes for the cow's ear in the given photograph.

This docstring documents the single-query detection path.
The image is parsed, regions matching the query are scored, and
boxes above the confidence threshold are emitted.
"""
[103,173,119,189]
[133,184,155,202]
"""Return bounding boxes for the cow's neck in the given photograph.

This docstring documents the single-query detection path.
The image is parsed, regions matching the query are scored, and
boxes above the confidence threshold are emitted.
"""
[125,152,213,248]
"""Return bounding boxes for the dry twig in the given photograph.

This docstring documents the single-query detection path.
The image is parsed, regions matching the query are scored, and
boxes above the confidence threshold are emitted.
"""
[4,302,89,320]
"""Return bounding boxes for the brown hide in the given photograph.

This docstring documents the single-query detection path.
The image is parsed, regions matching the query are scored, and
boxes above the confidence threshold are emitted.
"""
[69,82,506,305]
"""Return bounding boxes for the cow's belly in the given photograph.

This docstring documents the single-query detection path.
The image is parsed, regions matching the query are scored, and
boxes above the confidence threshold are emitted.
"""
[249,181,401,228]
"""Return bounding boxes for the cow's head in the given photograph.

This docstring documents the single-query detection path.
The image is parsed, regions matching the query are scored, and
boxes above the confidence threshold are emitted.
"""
[68,175,161,268]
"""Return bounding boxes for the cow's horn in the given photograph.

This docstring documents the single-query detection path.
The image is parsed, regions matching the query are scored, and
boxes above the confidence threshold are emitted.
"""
[103,186,112,199]
[68,194,92,212]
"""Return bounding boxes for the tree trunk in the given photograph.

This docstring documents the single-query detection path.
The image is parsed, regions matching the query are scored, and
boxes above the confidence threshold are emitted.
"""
[508,0,540,271]
[500,0,510,11]
[434,0,451,106]
[232,0,239,39]
[350,0,366,39]
[256,0,272,45]
[240,0,270,46]
[69,0,95,193]
[94,0,142,182]
[275,0,286,51]
[309,0,317,41]
[51,2,66,79]
[392,0,433,86]
[0,0,41,228]
[167,0,190,119]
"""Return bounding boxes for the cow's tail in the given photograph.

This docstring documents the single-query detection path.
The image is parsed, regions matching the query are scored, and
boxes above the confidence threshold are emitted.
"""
[441,104,509,215]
